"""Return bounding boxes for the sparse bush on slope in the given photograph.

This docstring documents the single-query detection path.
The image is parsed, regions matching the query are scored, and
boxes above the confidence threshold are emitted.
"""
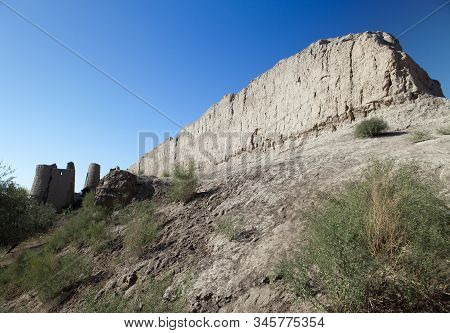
[122,200,159,257]
[437,126,450,135]
[280,160,449,312]
[0,189,162,306]
[0,192,106,303]
[217,217,244,241]
[408,130,433,143]
[354,118,388,138]
[0,249,92,301]
[47,192,109,252]
[0,163,56,247]
[168,162,198,203]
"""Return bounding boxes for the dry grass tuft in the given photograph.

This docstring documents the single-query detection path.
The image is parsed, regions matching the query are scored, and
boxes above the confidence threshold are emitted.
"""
[168,162,198,203]
[354,118,388,138]
[408,130,433,143]
[280,160,450,312]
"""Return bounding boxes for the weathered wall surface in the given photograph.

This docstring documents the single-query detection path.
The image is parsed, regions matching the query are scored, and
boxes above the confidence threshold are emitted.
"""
[30,162,75,211]
[84,163,101,192]
[130,31,444,176]
[46,168,75,211]
[29,164,56,202]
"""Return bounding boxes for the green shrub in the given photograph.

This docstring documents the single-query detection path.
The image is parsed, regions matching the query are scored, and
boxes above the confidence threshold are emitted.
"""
[168,163,198,202]
[123,200,159,257]
[217,217,243,241]
[48,192,109,252]
[162,170,171,177]
[408,130,433,143]
[28,200,57,233]
[281,161,449,312]
[0,248,92,301]
[0,192,101,303]
[354,118,388,138]
[0,163,56,247]
[436,126,450,135]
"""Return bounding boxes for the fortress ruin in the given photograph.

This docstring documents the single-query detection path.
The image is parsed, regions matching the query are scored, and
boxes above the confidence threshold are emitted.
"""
[83,163,101,193]
[30,162,101,211]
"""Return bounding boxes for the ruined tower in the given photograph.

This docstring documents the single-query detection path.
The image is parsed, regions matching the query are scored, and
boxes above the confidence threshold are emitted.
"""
[30,164,57,203]
[30,162,76,211]
[83,163,101,193]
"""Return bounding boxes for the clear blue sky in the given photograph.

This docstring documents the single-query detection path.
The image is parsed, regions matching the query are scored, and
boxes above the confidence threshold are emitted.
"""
[0,0,449,191]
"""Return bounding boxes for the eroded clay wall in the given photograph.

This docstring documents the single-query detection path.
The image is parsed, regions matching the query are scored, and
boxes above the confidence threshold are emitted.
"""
[30,163,75,211]
[130,31,444,176]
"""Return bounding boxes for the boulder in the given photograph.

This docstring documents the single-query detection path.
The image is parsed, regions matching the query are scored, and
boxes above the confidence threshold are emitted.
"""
[94,169,154,207]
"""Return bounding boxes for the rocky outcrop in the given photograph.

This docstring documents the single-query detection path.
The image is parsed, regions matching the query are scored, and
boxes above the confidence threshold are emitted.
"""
[94,169,155,207]
[130,31,445,177]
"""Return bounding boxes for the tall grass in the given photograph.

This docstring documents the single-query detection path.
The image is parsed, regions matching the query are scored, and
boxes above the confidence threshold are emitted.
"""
[122,200,159,257]
[280,161,449,312]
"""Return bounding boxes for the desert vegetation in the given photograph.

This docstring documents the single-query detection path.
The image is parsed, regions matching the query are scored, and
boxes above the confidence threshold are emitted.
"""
[437,126,450,135]
[121,200,159,257]
[408,130,433,143]
[0,192,165,308]
[0,163,56,248]
[354,118,388,138]
[217,217,244,241]
[168,162,198,203]
[0,163,168,311]
[46,192,110,253]
[0,248,92,302]
[0,159,179,312]
[279,160,449,312]
[0,192,107,304]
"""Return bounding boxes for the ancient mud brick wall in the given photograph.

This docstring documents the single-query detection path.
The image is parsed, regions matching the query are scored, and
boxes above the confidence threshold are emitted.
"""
[129,31,444,176]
